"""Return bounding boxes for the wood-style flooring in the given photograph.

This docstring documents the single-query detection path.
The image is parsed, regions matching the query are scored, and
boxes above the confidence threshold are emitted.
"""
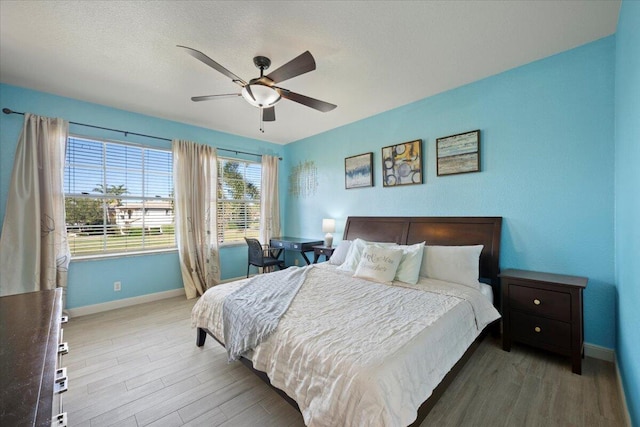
[63,296,627,427]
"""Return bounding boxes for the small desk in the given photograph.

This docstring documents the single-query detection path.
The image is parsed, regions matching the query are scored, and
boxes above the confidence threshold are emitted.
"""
[270,237,324,265]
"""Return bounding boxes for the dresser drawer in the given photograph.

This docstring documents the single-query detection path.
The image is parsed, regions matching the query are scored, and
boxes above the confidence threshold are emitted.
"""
[510,310,571,353]
[508,284,571,322]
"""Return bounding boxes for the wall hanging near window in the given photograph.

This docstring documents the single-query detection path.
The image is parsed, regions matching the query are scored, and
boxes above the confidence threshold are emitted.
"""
[345,152,373,189]
[436,130,480,176]
[289,160,318,198]
[382,140,422,187]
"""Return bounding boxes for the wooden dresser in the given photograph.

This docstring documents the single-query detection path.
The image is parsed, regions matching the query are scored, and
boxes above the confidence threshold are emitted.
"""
[0,288,68,426]
[501,269,587,374]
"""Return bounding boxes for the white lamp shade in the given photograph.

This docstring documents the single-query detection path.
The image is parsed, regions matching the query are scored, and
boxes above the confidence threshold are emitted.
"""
[322,218,336,247]
[322,218,336,233]
[241,84,281,108]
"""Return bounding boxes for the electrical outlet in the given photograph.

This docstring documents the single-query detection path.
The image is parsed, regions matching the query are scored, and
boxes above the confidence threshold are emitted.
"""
[114,281,121,292]
[294,259,299,266]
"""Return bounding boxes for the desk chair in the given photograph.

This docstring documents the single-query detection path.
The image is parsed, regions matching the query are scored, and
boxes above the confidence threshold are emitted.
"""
[245,237,285,277]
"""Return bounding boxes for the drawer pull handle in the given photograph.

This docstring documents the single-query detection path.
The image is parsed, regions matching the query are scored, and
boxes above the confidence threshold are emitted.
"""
[54,377,68,394]
[533,299,541,305]
[55,367,67,383]
[534,326,541,333]
[58,342,69,355]
[52,412,68,427]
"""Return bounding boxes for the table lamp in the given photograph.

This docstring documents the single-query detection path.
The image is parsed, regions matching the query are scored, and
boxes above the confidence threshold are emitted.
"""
[322,218,336,247]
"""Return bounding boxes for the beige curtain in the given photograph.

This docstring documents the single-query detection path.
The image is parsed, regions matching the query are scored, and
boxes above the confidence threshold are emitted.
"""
[172,139,220,298]
[0,114,70,304]
[259,155,281,244]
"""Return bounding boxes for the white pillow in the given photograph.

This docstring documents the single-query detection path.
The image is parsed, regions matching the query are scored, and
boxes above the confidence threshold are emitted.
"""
[394,241,425,285]
[336,238,368,272]
[337,238,396,272]
[419,245,483,290]
[328,240,352,265]
[353,245,404,285]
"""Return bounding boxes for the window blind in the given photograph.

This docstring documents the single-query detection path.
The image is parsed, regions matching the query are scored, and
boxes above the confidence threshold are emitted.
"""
[64,136,175,256]
[217,158,262,243]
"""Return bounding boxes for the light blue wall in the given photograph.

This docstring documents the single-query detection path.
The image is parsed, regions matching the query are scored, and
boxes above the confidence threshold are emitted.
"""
[0,37,621,352]
[615,1,640,425]
[283,37,616,349]
[0,84,283,308]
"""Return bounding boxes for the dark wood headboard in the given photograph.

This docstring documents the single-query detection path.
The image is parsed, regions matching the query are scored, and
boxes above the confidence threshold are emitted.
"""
[343,216,503,306]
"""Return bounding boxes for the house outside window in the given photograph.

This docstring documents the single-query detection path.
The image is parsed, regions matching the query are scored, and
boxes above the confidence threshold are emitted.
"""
[64,136,175,256]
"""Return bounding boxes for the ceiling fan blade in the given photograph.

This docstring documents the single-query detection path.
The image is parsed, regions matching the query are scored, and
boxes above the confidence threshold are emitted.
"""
[177,45,246,86]
[191,94,241,102]
[262,107,276,122]
[265,51,316,84]
[277,89,337,112]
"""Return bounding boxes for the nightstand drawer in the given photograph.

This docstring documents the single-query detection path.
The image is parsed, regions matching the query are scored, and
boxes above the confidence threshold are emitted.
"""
[511,311,571,353]
[509,284,570,322]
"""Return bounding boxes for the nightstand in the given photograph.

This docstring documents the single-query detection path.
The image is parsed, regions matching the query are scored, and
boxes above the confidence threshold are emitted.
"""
[312,245,335,263]
[501,269,587,374]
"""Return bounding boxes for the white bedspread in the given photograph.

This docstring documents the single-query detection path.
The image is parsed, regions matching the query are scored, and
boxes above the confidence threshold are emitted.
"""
[191,263,500,427]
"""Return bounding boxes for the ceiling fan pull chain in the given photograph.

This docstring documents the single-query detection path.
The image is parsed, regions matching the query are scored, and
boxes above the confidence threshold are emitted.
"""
[259,109,264,133]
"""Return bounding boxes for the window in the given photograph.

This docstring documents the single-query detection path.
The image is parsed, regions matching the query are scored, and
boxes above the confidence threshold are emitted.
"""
[217,158,261,244]
[64,136,174,256]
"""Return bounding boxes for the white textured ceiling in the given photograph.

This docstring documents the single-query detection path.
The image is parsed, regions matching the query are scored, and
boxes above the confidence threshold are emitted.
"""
[0,1,620,144]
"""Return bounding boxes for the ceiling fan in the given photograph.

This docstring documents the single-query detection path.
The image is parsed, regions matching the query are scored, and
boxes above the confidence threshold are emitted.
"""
[178,45,337,132]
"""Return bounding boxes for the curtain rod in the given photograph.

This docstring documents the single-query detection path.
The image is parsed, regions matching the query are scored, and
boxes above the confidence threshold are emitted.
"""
[2,108,282,160]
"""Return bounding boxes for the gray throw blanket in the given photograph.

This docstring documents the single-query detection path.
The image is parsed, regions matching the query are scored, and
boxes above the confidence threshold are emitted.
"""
[223,265,310,361]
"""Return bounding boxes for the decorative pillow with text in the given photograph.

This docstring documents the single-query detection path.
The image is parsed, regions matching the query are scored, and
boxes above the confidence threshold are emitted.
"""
[337,238,397,272]
[353,245,404,285]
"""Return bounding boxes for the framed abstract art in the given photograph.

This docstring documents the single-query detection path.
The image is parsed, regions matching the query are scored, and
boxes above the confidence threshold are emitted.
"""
[381,140,422,187]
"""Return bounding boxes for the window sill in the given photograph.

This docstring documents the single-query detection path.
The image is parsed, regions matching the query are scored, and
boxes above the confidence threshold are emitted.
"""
[219,241,248,248]
[71,248,178,262]
[70,241,250,262]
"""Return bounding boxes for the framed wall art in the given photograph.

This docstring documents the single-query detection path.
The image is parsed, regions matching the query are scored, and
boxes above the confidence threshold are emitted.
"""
[436,130,480,176]
[345,152,373,189]
[381,139,422,187]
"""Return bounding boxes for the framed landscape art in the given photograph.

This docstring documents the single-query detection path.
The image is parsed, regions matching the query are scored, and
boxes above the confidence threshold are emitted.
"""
[345,152,373,189]
[381,139,422,187]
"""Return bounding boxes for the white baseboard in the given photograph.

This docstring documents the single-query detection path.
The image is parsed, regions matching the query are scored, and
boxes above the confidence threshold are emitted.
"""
[67,277,247,318]
[68,288,185,317]
[584,344,632,426]
[221,275,247,283]
[584,342,615,362]
[616,357,633,427]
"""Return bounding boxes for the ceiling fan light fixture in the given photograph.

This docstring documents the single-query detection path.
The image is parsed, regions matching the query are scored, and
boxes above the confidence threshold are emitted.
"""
[241,84,281,108]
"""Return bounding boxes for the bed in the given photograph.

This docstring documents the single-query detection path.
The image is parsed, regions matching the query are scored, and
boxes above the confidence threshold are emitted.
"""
[192,216,502,426]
